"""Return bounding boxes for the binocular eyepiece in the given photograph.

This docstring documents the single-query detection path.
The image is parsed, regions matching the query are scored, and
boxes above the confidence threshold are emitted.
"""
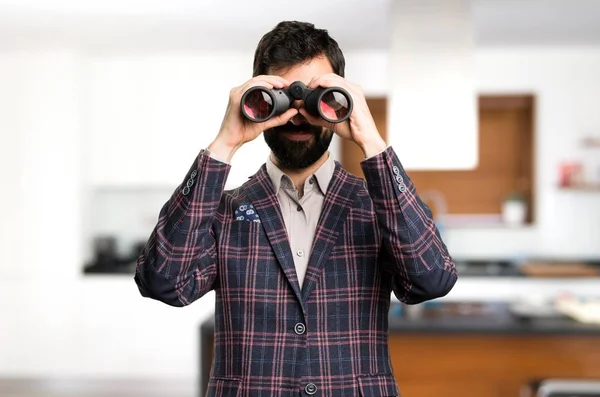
[241,81,353,124]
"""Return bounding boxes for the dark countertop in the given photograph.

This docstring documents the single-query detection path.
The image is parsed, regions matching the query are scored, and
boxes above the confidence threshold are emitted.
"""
[199,301,600,335]
[453,259,600,277]
[388,301,600,335]
[453,259,522,277]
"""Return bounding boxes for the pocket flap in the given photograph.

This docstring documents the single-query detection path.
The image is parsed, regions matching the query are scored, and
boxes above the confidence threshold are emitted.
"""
[357,374,400,397]
[207,377,241,397]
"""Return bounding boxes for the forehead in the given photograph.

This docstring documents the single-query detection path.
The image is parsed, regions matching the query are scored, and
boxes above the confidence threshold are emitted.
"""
[270,56,334,83]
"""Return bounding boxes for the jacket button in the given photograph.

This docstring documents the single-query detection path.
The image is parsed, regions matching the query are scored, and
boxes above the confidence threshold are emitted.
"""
[392,165,400,175]
[294,323,306,335]
[305,383,317,395]
[395,174,403,184]
[398,183,406,193]
[190,169,198,178]
[182,186,190,195]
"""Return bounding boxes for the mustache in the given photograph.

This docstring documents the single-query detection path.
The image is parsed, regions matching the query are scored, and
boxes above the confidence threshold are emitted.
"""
[271,121,322,135]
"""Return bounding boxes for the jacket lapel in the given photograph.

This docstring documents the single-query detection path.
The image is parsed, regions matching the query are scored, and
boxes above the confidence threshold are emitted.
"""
[244,166,303,303]
[301,163,361,301]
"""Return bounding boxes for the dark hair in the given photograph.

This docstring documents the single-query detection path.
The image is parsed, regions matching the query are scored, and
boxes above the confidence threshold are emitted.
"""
[253,21,345,78]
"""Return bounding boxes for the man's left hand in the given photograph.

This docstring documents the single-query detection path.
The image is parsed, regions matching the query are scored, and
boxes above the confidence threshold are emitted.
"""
[298,73,387,158]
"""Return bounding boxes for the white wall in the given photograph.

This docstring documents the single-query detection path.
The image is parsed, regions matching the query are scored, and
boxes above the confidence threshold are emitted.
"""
[1,46,599,380]
[446,47,600,260]
[0,49,213,379]
[0,49,86,374]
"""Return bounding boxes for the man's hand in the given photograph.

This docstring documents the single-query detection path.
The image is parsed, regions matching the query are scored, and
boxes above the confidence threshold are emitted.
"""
[299,73,387,158]
[208,75,299,162]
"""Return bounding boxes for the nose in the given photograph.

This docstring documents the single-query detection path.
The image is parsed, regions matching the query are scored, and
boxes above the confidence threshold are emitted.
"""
[290,99,306,125]
[290,112,307,126]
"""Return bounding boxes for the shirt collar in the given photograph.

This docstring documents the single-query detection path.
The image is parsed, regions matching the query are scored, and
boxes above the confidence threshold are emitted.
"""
[266,152,335,195]
[311,152,335,194]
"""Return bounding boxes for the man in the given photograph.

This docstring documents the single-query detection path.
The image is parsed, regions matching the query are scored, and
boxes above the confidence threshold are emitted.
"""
[135,21,457,397]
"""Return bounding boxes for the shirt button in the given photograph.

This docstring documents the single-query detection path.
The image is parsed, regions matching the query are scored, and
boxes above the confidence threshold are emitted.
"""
[296,249,304,257]
[296,205,302,212]
[305,383,317,395]
[309,177,314,185]
[294,323,306,335]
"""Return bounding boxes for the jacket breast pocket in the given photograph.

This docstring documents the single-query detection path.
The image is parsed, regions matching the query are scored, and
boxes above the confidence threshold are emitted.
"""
[357,374,400,397]
[206,377,241,397]
[231,219,262,230]
[221,220,270,281]
[228,220,265,246]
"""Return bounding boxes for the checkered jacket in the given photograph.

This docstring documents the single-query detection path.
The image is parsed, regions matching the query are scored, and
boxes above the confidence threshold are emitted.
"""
[135,146,457,397]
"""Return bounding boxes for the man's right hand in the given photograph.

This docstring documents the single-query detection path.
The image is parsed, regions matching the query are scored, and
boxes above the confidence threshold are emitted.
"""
[208,75,299,162]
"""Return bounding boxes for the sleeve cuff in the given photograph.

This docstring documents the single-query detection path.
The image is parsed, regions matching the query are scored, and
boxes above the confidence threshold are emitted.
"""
[362,145,391,162]
[205,148,230,165]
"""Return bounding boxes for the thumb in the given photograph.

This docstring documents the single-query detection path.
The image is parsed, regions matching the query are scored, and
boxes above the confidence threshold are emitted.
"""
[298,108,329,129]
[261,108,299,131]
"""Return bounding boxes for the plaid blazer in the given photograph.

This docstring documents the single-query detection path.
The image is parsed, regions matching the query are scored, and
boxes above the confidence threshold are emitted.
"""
[135,147,457,397]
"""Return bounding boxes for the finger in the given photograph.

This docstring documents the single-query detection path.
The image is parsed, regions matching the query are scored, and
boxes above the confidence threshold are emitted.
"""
[237,76,290,98]
[241,79,276,91]
[232,80,283,103]
[307,73,343,89]
[253,75,290,89]
[261,108,299,130]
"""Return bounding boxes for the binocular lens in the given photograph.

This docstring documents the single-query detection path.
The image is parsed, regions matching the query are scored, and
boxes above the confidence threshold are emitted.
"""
[319,90,350,122]
[242,89,274,122]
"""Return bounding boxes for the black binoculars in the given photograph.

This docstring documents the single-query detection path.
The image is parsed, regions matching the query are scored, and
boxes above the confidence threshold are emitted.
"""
[241,81,353,124]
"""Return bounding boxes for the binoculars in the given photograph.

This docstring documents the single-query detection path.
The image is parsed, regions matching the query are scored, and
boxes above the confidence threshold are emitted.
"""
[241,81,353,124]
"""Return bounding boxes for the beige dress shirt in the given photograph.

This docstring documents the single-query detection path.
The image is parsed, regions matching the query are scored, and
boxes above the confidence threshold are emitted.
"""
[265,153,335,288]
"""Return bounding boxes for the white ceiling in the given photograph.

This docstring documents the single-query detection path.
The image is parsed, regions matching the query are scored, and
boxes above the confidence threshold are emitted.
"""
[1,0,600,51]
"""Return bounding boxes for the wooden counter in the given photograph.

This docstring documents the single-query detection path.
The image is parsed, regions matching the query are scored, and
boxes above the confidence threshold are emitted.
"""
[390,333,600,397]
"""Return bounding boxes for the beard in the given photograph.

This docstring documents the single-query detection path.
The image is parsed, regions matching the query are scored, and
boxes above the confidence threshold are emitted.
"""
[263,122,334,170]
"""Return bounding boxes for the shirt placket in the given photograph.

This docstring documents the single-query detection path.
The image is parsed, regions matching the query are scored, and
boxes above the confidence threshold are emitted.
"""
[284,181,313,289]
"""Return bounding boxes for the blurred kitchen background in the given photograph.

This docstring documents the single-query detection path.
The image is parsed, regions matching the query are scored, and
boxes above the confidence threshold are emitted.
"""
[1,0,600,396]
